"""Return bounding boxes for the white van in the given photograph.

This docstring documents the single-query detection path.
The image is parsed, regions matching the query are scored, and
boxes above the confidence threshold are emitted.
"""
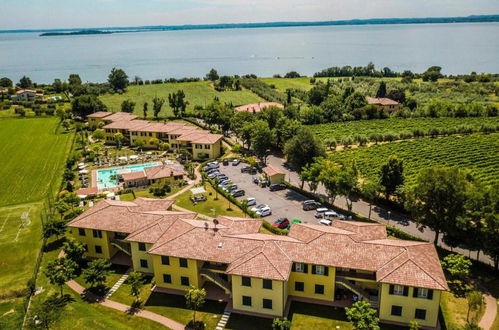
[315,208,329,218]
[319,219,332,226]
[323,211,338,220]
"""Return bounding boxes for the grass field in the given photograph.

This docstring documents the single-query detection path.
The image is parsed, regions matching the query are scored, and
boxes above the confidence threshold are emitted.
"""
[0,118,73,207]
[310,117,499,142]
[100,82,263,117]
[329,133,499,186]
[174,184,246,218]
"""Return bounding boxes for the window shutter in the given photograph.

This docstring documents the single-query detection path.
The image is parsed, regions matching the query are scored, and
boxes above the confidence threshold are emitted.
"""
[413,287,418,298]
[403,286,409,296]
[304,264,308,273]
[324,266,329,276]
[427,289,433,300]
[389,285,394,295]
[312,265,316,274]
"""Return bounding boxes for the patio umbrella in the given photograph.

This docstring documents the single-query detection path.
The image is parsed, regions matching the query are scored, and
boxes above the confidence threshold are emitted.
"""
[79,169,89,174]
[78,162,85,167]
[118,156,128,161]
[129,155,138,160]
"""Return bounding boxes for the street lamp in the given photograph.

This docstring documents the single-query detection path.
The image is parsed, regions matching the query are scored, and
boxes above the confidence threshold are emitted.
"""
[387,211,391,226]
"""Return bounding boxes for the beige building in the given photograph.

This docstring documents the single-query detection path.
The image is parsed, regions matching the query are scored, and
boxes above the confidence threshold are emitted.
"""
[366,97,401,112]
[11,89,44,102]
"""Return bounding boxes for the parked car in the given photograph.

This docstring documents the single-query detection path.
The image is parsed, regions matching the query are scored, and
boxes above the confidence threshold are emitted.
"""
[269,183,286,191]
[251,204,268,212]
[223,159,229,166]
[228,185,238,192]
[323,211,338,220]
[207,161,219,169]
[272,218,290,229]
[206,168,218,174]
[315,208,329,218]
[245,197,256,206]
[252,176,259,184]
[259,179,269,188]
[219,179,231,186]
[241,166,251,173]
[232,159,240,166]
[319,219,332,226]
[208,173,219,179]
[337,214,352,220]
[231,189,245,197]
[303,201,322,211]
[256,206,272,217]
[292,219,302,224]
[216,174,228,180]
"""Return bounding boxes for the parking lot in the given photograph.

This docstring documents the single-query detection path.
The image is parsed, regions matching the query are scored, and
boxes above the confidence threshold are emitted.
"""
[215,162,321,225]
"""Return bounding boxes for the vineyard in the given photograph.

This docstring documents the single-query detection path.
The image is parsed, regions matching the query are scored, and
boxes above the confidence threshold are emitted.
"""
[310,117,499,142]
[329,133,499,186]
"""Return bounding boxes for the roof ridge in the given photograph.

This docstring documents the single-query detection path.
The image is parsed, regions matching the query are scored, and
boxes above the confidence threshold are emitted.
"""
[376,249,408,275]
[378,257,411,281]
[148,220,198,252]
[261,243,288,280]
[228,244,266,270]
[405,247,447,289]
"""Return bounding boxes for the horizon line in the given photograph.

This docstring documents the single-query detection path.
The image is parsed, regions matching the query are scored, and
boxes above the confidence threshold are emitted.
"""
[1,13,498,33]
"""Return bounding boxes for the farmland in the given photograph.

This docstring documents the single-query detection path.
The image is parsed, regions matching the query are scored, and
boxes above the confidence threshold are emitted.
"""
[329,133,499,186]
[310,117,499,142]
[100,81,263,117]
[0,118,73,207]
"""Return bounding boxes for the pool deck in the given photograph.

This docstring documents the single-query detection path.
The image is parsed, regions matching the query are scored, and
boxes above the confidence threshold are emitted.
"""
[91,162,162,192]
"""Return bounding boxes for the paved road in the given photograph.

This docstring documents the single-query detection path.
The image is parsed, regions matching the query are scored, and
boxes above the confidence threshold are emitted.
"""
[266,155,494,266]
[218,163,325,225]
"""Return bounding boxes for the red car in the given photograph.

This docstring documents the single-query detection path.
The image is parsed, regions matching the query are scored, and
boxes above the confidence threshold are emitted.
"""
[272,218,290,229]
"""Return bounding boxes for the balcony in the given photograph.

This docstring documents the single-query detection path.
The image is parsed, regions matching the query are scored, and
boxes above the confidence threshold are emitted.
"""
[336,277,379,308]
[335,270,376,281]
[202,262,228,273]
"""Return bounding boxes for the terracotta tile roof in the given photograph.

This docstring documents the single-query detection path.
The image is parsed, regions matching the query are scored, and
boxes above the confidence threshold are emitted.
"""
[103,119,151,130]
[16,89,38,94]
[103,112,138,122]
[75,187,99,196]
[176,131,223,144]
[144,165,186,180]
[332,221,387,241]
[263,165,285,177]
[131,122,193,134]
[216,216,263,235]
[121,171,147,181]
[87,111,112,118]
[132,197,175,212]
[366,97,400,106]
[235,102,284,113]
[125,212,197,243]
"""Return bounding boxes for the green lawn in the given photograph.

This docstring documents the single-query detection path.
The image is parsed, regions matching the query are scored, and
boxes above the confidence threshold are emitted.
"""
[288,302,354,330]
[440,291,470,330]
[329,133,499,186]
[119,186,183,201]
[174,184,246,218]
[100,82,263,118]
[112,276,225,329]
[0,298,24,329]
[0,118,73,207]
[261,77,333,92]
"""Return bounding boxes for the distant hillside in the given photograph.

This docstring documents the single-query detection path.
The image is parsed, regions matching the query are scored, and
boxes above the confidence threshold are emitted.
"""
[3,14,498,34]
[40,30,113,36]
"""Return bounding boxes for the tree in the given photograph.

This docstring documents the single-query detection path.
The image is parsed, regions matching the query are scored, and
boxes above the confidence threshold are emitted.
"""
[92,129,105,141]
[168,90,187,117]
[121,99,136,113]
[62,239,86,271]
[379,155,404,200]
[68,74,82,93]
[272,317,291,330]
[42,218,66,240]
[143,102,148,118]
[409,320,420,330]
[45,257,77,296]
[406,167,472,245]
[52,79,64,93]
[284,127,325,180]
[72,95,107,117]
[30,295,64,330]
[0,77,13,88]
[19,76,32,88]
[126,272,145,305]
[284,71,301,78]
[376,81,387,98]
[83,258,111,288]
[108,67,129,91]
[184,286,206,325]
[250,120,273,163]
[338,165,358,211]
[422,66,443,82]
[361,180,381,220]
[133,139,145,149]
[466,290,484,325]
[152,97,165,119]
[345,300,380,330]
[114,132,125,148]
[441,254,472,279]
[301,160,322,193]
[319,159,343,204]
[205,68,219,82]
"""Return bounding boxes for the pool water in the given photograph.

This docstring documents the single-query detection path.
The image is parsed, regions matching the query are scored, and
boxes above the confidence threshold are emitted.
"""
[96,162,161,190]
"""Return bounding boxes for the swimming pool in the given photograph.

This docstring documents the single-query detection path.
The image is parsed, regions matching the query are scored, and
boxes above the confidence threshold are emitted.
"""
[96,162,161,190]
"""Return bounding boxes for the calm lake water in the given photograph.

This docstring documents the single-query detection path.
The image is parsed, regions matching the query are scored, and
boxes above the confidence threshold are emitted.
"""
[0,23,498,83]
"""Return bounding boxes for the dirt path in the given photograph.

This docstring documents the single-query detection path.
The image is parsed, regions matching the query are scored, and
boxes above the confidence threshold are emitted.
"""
[479,286,498,330]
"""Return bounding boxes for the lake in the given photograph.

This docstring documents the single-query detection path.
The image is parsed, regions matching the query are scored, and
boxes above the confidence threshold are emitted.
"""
[0,23,498,83]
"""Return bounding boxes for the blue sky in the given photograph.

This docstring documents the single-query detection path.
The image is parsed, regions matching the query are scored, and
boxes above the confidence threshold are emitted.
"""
[0,0,498,30]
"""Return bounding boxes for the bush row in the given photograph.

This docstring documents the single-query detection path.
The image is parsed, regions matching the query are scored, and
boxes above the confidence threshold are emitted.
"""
[240,78,287,103]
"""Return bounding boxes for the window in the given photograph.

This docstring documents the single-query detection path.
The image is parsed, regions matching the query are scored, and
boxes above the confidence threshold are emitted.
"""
[195,144,202,149]
[140,259,148,268]
[95,245,102,254]
[391,284,406,296]
[138,243,146,251]
[242,276,251,287]
[179,258,188,268]
[92,229,102,238]
[416,287,428,298]
[415,309,426,320]
[181,276,190,286]
[262,299,272,309]
[391,305,403,316]
[294,262,306,273]
[78,228,86,236]
[263,279,272,290]
[315,284,324,294]
[161,256,170,265]
[295,282,304,292]
[163,274,171,283]
[204,145,210,149]
[242,296,252,306]
[315,265,325,275]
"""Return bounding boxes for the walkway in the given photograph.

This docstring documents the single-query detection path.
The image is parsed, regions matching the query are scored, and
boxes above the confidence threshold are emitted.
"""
[104,268,130,299]
[266,154,494,266]
[479,286,498,330]
[66,279,184,330]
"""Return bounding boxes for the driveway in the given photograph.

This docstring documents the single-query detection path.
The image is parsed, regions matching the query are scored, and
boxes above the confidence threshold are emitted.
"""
[218,163,322,225]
